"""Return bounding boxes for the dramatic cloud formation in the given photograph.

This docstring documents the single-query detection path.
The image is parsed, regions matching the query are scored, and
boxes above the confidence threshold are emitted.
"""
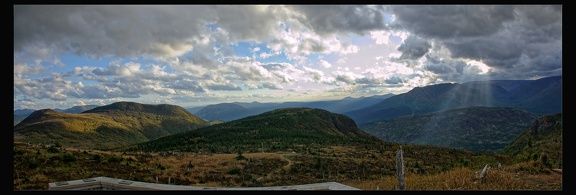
[13,4,562,110]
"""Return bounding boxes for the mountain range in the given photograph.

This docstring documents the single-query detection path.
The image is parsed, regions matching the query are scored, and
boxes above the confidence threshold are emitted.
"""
[13,75,562,154]
[344,76,561,124]
[15,76,560,126]
[189,94,394,122]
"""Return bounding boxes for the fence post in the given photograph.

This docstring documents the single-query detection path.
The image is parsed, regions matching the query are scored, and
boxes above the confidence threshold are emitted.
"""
[396,146,405,190]
[477,164,489,182]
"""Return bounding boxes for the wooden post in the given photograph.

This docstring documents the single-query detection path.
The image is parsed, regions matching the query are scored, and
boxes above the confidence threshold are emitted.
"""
[396,146,405,190]
[477,164,489,182]
[479,164,489,178]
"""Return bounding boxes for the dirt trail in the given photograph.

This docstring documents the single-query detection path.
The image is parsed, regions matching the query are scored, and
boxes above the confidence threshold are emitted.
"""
[256,153,295,181]
[280,153,295,171]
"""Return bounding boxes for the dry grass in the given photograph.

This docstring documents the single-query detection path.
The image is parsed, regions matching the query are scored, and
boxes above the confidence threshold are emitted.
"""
[342,166,550,190]
[13,143,561,190]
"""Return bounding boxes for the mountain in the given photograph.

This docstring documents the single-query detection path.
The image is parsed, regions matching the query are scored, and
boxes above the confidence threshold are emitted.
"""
[278,94,395,114]
[54,105,100,113]
[195,103,250,122]
[188,94,394,122]
[13,114,30,126]
[13,105,99,126]
[13,108,36,115]
[359,106,539,153]
[136,107,382,153]
[345,76,561,124]
[13,102,210,150]
[499,113,562,168]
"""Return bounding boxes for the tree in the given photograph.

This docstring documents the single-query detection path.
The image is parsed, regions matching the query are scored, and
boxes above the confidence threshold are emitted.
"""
[396,146,405,190]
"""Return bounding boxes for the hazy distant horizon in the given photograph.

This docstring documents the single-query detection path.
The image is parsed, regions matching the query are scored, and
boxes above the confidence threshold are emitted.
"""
[14,92,401,111]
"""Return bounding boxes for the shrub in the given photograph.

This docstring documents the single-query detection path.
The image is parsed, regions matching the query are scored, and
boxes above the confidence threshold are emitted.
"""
[28,158,39,169]
[47,146,59,153]
[62,154,77,163]
[108,156,122,163]
[92,154,102,162]
[227,167,241,175]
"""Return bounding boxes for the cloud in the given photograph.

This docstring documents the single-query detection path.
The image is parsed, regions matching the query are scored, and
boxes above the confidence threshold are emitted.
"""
[15,5,200,58]
[207,5,283,42]
[202,81,243,91]
[13,5,562,110]
[424,55,462,75]
[169,79,206,93]
[290,5,386,36]
[389,5,516,39]
[302,66,333,84]
[319,59,332,68]
[355,76,383,86]
[14,72,82,101]
[397,35,432,60]
[13,5,285,59]
[14,62,46,78]
[261,82,283,90]
[224,57,272,82]
[388,5,562,72]
[333,71,358,85]
[268,27,361,61]
[80,85,138,99]
[385,76,404,85]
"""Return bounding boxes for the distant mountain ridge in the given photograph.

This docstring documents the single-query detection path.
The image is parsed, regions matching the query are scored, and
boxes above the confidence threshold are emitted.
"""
[188,94,394,122]
[13,102,209,149]
[56,105,100,113]
[13,105,99,126]
[13,108,36,115]
[195,103,250,122]
[345,76,561,124]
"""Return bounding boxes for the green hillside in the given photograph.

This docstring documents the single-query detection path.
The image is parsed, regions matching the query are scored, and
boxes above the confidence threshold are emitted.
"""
[359,106,538,153]
[499,113,562,168]
[13,102,210,150]
[135,107,382,153]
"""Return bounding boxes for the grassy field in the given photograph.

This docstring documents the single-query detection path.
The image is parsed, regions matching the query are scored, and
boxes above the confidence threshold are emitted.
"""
[13,142,561,190]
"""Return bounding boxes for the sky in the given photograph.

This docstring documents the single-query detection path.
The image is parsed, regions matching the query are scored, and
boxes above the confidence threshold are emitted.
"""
[13,4,562,110]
